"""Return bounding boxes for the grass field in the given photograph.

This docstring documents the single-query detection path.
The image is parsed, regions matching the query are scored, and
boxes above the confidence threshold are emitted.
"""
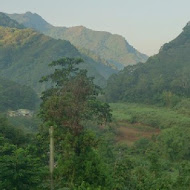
[110,103,190,145]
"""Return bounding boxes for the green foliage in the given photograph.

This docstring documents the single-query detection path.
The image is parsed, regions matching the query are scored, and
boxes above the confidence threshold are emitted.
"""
[40,57,111,131]
[102,101,190,190]
[0,78,39,111]
[105,24,190,104]
[0,13,116,92]
[40,57,112,189]
[0,115,27,145]
[53,131,108,189]
[2,12,190,190]
[0,141,46,190]
[174,160,190,189]
[174,98,190,115]
[0,115,48,190]
[158,127,190,161]
[8,115,41,133]
[0,26,81,93]
[105,126,190,189]
[110,103,190,129]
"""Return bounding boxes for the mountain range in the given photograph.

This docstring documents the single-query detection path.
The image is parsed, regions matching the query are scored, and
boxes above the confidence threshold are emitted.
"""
[0,12,117,93]
[8,11,148,70]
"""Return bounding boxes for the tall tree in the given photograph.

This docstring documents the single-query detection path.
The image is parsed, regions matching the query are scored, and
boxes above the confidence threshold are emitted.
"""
[40,57,112,189]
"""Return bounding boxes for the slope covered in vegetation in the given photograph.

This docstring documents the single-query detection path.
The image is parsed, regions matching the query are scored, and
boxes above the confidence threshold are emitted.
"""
[0,13,116,92]
[1,10,190,190]
[0,78,39,111]
[8,11,148,69]
[106,23,190,105]
[0,12,24,29]
[1,56,190,189]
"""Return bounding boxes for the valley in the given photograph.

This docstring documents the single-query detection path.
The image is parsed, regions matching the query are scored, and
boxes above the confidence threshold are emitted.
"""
[0,6,190,190]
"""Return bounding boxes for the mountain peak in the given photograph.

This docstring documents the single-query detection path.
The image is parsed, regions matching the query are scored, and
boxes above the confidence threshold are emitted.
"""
[7,12,148,69]
[0,12,24,29]
[24,11,46,21]
[25,11,33,15]
[8,12,52,32]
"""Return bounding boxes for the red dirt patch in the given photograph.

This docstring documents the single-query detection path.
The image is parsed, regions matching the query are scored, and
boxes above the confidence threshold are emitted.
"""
[115,122,160,145]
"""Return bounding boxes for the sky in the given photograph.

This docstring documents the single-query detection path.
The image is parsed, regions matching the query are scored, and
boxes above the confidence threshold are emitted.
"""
[1,0,190,56]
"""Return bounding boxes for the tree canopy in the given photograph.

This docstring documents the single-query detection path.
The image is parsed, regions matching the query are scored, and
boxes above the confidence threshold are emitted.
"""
[39,57,112,189]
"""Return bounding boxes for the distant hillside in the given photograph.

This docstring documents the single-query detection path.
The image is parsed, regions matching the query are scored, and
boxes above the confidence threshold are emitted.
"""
[8,12,148,69]
[0,78,39,111]
[105,23,190,104]
[0,26,80,92]
[0,13,116,92]
[0,12,24,29]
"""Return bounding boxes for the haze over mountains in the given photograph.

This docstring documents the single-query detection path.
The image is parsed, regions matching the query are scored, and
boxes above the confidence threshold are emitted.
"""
[0,12,117,93]
[1,11,190,104]
[8,12,148,70]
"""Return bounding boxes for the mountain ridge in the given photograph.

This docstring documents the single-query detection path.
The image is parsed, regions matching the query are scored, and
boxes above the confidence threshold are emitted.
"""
[8,12,148,69]
[105,22,190,103]
[0,12,24,29]
[0,12,116,93]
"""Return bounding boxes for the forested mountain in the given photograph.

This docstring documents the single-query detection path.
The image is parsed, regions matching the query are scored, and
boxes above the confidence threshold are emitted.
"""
[0,12,24,29]
[0,12,116,92]
[8,12,148,69]
[0,78,39,111]
[1,10,190,189]
[106,23,190,104]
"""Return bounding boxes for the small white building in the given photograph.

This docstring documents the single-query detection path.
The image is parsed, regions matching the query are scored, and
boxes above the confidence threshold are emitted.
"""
[8,109,33,117]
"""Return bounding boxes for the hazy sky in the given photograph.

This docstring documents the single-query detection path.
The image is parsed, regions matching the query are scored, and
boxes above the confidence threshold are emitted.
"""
[1,0,190,56]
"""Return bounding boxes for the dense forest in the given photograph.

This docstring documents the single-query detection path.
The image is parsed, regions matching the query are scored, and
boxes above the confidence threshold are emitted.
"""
[105,23,190,105]
[1,57,190,190]
[0,10,190,190]
[0,78,39,111]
